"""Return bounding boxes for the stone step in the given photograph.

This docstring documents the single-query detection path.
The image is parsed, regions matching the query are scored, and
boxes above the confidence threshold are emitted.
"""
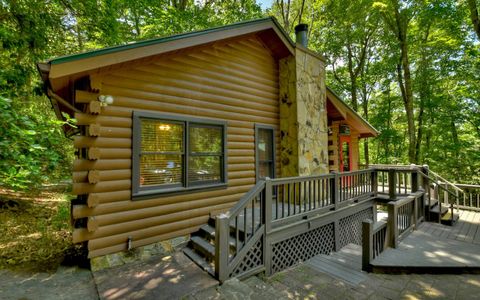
[182,247,214,276]
[191,236,215,260]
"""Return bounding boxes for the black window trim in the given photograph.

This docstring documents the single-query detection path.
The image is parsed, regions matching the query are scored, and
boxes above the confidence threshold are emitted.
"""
[255,124,276,182]
[132,111,228,199]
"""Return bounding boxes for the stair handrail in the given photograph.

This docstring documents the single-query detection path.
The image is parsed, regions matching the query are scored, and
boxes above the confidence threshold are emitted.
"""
[417,170,460,201]
[215,180,267,282]
[428,169,464,194]
[227,180,266,218]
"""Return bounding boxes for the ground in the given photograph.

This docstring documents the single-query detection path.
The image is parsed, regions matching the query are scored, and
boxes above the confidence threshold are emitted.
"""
[0,186,83,272]
[2,188,480,299]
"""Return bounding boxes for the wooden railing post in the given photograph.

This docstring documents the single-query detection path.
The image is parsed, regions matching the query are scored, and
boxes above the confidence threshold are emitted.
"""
[215,214,230,283]
[413,195,418,229]
[411,171,418,193]
[388,169,396,200]
[362,219,373,272]
[422,165,431,217]
[330,171,340,210]
[371,169,378,196]
[387,201,398,248]
[264,178,272,276]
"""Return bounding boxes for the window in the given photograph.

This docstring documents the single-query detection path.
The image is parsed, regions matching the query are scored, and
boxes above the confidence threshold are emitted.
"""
[133,112,227,197]
[255,125,275,181]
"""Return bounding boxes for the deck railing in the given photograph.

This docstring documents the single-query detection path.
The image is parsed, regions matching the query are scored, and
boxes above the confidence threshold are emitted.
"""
[362,190,424,271]
[454,184,480,211]
[215,168,377,282]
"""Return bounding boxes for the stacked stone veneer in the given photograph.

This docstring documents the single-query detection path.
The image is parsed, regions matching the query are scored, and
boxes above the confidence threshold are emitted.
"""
[279,47,329,177]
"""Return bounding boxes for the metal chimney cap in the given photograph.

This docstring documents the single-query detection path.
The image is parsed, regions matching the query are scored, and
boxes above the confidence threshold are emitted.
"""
[294,24,308,33]
[294,24,309,47]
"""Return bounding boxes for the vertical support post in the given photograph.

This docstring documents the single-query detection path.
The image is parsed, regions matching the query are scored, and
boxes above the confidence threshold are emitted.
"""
[215,215,230,283]
[371,169,378,196]
[330,171,340,210]
[388,169,397,200]
[362,219,373,272]
[422,165,430,220]
[264,179,272,276]
[387,201,398,248]
[413,195,418,229]
[411,171,418,193]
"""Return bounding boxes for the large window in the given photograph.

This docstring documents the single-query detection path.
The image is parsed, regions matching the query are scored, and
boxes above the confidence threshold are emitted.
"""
[133,112,226,197]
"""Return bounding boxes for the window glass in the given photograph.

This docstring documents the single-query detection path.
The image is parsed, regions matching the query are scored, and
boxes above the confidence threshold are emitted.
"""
[140,154,183,186]
[133,113,226,196]
[257,127,274,180]
[189,125,223,184]
[139,120,184,188]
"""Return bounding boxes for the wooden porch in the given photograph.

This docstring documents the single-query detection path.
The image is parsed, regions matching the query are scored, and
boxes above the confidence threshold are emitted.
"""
[371,210,480,273]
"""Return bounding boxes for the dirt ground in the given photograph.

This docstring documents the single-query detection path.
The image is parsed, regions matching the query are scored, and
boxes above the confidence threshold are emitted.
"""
[0,185,85,272]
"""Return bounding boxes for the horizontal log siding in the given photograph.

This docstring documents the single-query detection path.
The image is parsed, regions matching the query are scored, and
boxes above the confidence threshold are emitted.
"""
[73,36,281,257]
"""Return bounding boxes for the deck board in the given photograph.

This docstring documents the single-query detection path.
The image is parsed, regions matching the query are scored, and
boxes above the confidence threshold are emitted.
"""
[372,210,480,270]
[306,244,367,286]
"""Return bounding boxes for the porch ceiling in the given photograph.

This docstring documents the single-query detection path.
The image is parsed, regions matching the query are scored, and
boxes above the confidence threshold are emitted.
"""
[326,87,379,138]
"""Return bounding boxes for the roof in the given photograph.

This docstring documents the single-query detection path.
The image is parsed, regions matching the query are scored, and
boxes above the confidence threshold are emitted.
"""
[40,17,295,80]
[326,87,379,138]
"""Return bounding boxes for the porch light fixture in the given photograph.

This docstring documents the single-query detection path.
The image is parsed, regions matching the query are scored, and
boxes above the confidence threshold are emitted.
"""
[98,94,114,106]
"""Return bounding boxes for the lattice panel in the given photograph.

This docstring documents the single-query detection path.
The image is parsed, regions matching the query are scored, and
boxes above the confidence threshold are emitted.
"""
[271,223,335,274]
[230,238,263,277]
[338,207,373,248]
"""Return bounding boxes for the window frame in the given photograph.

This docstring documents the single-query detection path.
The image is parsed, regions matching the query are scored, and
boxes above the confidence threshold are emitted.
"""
[255,124,276,182]
[132,111,227,199]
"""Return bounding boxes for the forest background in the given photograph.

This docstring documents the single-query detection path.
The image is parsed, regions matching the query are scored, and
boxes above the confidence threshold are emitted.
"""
[1,0,479,191]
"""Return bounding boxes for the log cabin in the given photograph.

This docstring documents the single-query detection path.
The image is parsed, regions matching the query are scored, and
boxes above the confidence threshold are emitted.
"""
[37,17,378,267]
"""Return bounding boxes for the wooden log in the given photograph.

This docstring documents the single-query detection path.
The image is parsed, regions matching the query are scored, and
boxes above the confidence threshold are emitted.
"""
[108,70,279,109]
[99,89,278,124]
[85,215,210,250]
[87,148,101,160]
[137,63,277,101]
[87,101,102,114]
[74,113,132,128]
[72,186,252,219]
[87,216,99,232]
[88,124,101,137]
[87,148,131,160]
[97,127,132,138]
[74,169,131,184]
[76,90,99,104]
[228,156,255,164]
[74,136,131,149]
[73,159,131,171]
[228,149,255,157]
[87,170,100,184]
[87,191,131,208]
[227,134,254,143]
[228,163,254,172]
[88,225,201,258]
[72,179,131,195]
[75,201,234,242]
[228,170,255,179]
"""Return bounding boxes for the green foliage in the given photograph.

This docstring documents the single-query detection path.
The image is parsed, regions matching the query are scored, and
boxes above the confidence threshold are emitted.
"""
[0,96,74,190]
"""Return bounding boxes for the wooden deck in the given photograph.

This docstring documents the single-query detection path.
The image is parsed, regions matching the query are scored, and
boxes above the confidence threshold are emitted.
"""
[371,210,480,272]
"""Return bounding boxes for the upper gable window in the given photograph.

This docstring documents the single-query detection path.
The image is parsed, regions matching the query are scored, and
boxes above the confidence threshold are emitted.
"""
[132,112,227,198]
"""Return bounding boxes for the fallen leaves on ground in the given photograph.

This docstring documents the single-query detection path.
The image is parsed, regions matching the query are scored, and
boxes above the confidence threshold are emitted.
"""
[0,185,74,272]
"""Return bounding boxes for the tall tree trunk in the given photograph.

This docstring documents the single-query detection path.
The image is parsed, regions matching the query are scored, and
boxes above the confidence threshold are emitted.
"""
[467,0,480,40]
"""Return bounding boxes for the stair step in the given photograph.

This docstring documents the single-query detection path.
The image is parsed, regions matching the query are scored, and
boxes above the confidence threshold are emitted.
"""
[430,204,449,215]
[191,236,215,258]
[182,247,214,276]
[441,212,460,226]
[200,224,215,238]
[424,198,439,208]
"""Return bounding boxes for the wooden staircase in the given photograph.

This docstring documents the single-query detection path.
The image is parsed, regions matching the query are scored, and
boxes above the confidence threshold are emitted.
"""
[183,216,251,278]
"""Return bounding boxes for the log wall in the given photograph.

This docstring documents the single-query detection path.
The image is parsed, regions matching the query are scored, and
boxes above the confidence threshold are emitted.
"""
[71,35,281,258]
